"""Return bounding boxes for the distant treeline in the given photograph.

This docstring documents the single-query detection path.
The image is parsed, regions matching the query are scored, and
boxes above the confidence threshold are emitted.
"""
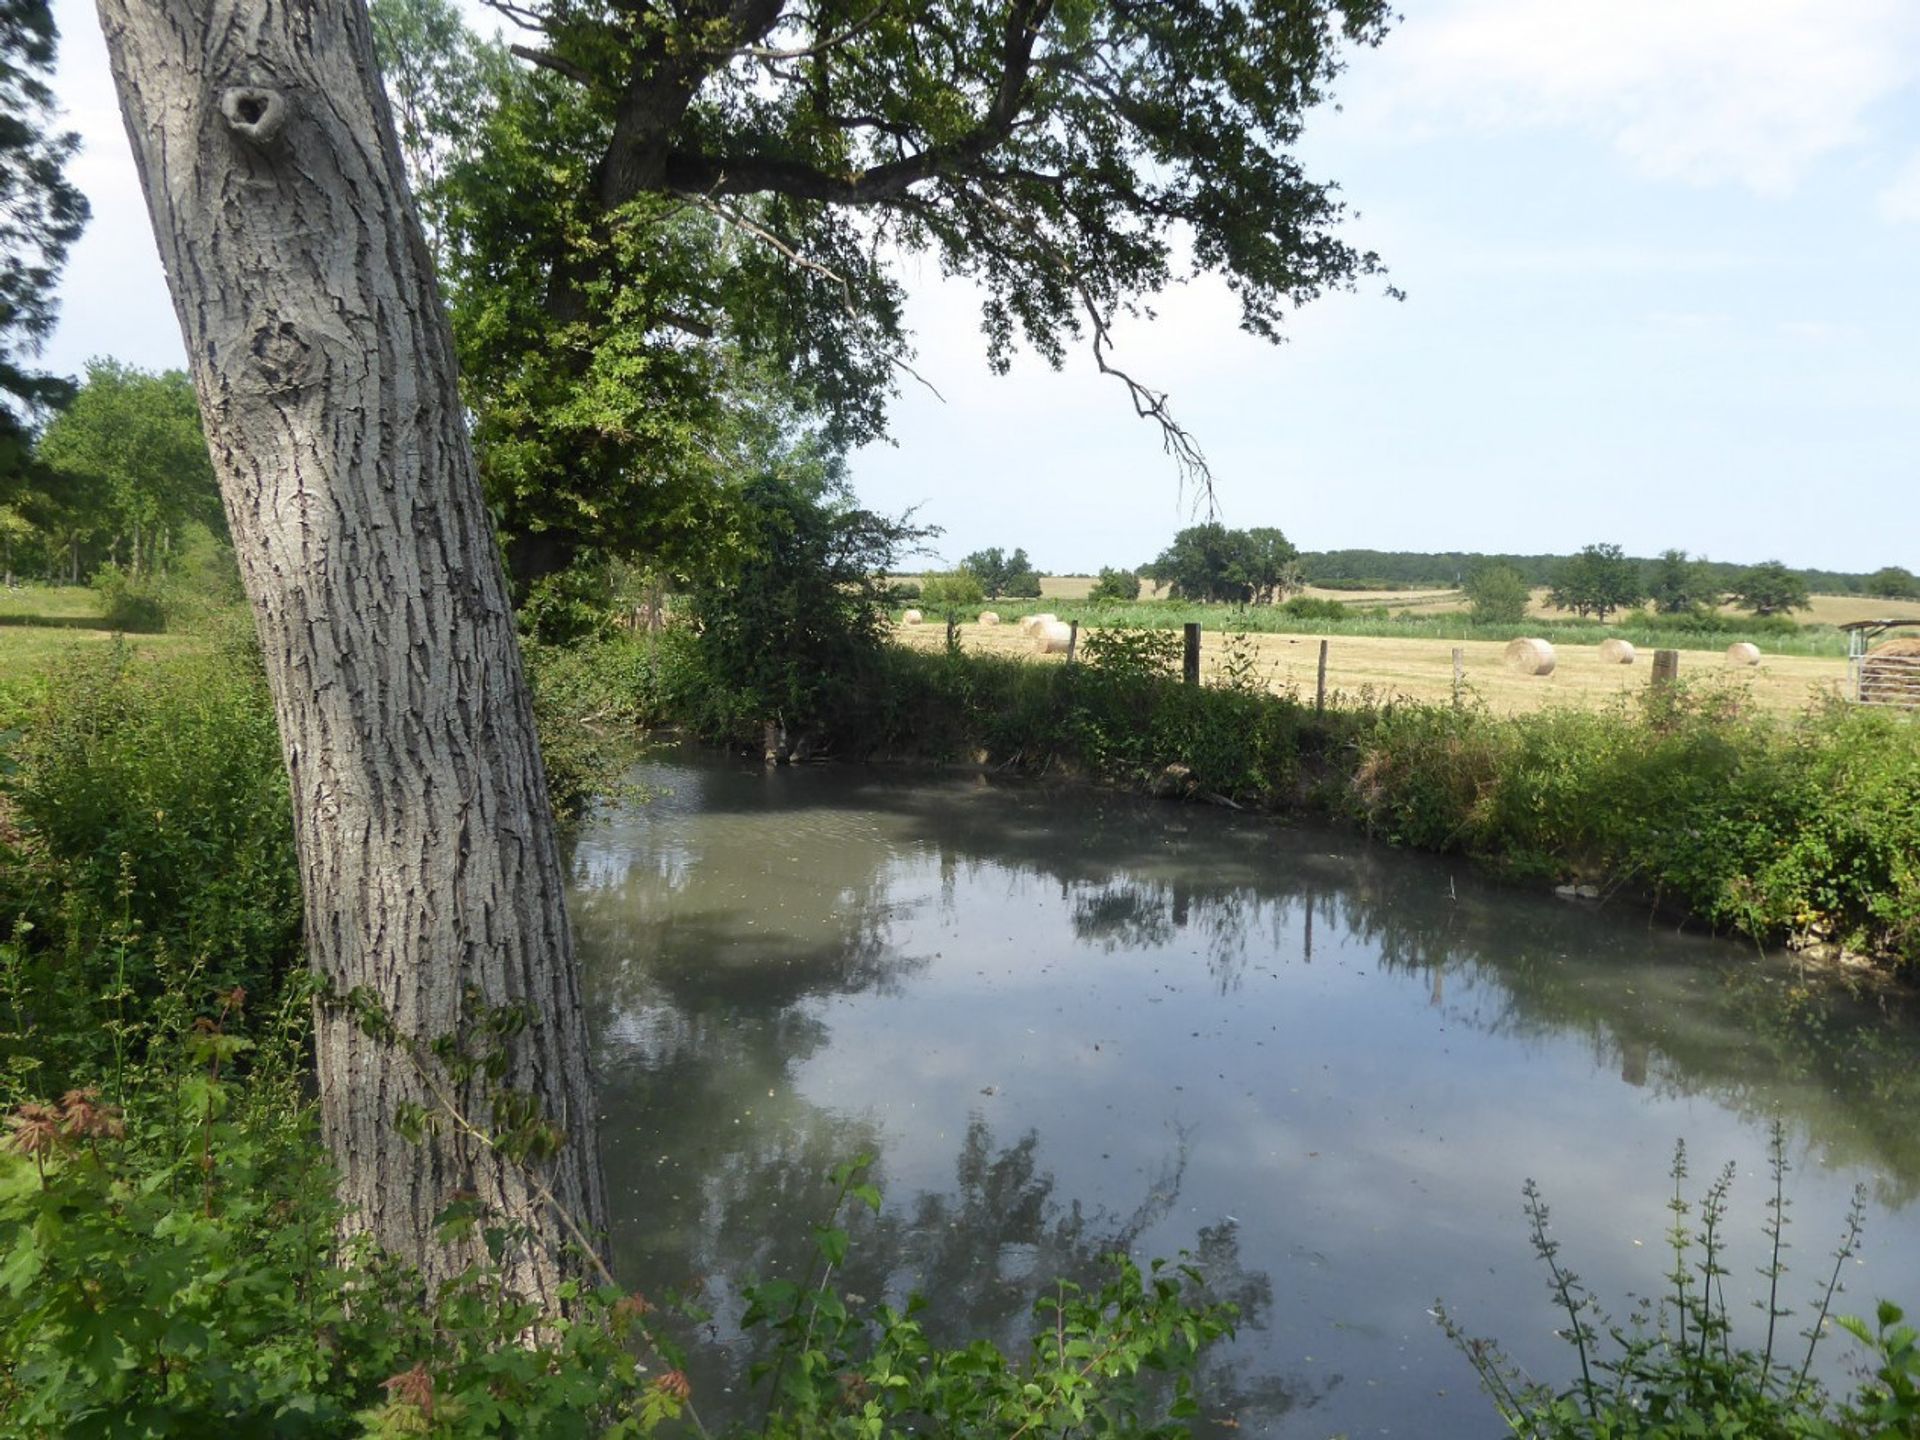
[1301,549,1886,594]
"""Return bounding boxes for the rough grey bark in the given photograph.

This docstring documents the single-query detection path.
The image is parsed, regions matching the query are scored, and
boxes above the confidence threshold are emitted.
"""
[95,0,606,1305]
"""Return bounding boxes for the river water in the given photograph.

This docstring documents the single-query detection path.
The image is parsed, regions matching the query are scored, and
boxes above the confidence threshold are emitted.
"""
[571,748,1920,1437]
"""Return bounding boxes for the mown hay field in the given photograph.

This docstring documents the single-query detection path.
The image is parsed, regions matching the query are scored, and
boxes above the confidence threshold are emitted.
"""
[891,618,1854,716]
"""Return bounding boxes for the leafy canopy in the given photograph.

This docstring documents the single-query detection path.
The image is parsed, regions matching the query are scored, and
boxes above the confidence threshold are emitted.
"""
[33,361,220,577]
[1547,543,1644,623]
[1728,560,1811,618]
[382,0,1394,583]
[1645,547,1722,615]
[1463,564,1529,626]
[1088,565,1141,602]
[1865,566,1918,601]
[960,546,1041,598]
[1147,523,1299,605]
[920,569,986,609]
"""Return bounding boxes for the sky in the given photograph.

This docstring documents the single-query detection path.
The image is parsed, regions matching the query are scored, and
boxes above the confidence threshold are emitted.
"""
[36,0,1920,576]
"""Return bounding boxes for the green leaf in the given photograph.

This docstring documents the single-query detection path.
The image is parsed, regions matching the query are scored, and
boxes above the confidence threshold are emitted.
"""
[813,1225,849,1267]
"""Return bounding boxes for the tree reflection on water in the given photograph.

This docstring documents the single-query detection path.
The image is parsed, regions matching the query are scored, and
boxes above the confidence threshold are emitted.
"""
[571,750,1920,1430]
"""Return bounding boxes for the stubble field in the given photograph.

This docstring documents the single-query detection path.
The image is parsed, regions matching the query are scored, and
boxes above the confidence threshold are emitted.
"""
[892,618,1854,716]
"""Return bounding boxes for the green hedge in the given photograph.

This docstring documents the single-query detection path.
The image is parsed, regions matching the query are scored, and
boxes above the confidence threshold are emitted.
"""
[602,629,1919,969]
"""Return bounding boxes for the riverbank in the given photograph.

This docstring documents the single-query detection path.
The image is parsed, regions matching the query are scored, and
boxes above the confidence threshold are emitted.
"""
[603,628,1920,974]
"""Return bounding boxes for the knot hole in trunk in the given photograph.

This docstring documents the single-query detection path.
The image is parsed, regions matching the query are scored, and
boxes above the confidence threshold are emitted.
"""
[220,87,289,146]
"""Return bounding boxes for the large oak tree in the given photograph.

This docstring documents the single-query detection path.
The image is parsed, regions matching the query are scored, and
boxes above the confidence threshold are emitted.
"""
[436,0,1396,587]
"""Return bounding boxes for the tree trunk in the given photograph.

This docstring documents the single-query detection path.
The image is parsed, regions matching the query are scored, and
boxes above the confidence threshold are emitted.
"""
[95,0,607,1306]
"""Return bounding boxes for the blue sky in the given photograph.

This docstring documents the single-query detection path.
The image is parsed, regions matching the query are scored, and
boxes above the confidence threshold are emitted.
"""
[40,0,1920,575]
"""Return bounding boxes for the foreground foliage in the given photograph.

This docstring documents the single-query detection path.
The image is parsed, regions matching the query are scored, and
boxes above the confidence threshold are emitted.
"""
[0,640,1237,1435]
[1438,1131,1920,1439]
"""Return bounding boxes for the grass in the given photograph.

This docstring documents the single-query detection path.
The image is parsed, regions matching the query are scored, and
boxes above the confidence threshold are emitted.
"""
[0,582,108,626]
[891,618,1854,717]
[0,583,211,684]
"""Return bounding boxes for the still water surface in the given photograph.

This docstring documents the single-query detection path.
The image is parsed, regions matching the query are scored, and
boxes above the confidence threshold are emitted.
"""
[573,749,1920,1437]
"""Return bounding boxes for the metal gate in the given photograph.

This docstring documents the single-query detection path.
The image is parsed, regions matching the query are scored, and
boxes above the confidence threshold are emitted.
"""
[1844,621,1920,708]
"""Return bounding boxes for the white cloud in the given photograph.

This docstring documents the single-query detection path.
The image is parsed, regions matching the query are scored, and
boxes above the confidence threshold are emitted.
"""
[1354,0,1920,195]
[1878,151,1920,222]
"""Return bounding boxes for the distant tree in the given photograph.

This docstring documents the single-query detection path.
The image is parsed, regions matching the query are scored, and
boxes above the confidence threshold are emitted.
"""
[1727,560,1811,617]
[920,570,986,610]
[1865,565,1919,601]
[960,545,1041,599]
[1147,524,1299,604]
[0,0,89,482]
[1645,548,1722,614]
[1148,524,1252,604]
[1463,564,1530,626]
[1548,543,1644,622]
[1088,566,1142,603]
[960,547,1007,594]
[1242,526,1301,605]
[1003,561,1043,599]
[34,361,219,578]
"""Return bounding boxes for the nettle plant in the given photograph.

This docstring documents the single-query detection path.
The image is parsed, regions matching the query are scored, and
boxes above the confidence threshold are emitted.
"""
[1436,1125,1920,1440]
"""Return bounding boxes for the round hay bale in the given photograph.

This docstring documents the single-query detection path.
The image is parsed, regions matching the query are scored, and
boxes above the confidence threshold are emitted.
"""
[1018,612,1059,636]
[978,611,1001,626]
[900,609,923,626]
[1598,638,1636,665]
[1726,642,1761,666]
[1503,637,1557,677]
[1032,620,1073,655]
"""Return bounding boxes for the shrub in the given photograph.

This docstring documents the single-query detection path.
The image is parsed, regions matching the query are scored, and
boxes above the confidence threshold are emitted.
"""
[1079,623,1181,681]
[919,570,987,610]
[1463,564,1530,626]
[1279,595,1348,622]
[524,629,674,822]
[1088,566,1142,603]
[677,474,914,750]
[89,564,169,633]
[0,645,301,1085]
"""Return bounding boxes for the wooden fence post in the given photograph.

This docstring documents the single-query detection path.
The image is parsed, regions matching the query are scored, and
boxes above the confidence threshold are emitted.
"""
[1452,646,1464,707]
[1183,623,1201,687]
[1652,649,1680,689]
[1315,638,1329,714]
[1066,620,1079,664]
